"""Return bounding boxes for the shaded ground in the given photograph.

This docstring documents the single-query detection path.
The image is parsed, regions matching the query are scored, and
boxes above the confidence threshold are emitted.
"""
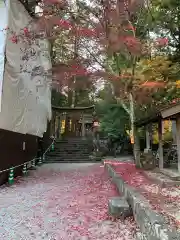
[106,160,180,231]
[0,163,137,240]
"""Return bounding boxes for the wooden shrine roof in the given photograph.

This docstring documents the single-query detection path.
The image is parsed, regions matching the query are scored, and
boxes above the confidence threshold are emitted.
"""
[135,102,180,127]
[52,105,95,113]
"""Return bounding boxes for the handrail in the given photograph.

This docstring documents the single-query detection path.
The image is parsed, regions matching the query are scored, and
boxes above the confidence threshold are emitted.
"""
[0,137,56,174]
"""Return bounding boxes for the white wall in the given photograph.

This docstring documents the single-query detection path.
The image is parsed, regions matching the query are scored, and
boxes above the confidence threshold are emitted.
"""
[0,0,52,137]
[0,0,9,110]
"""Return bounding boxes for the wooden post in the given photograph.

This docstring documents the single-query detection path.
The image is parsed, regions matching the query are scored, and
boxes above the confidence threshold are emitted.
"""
[172,120,177,144]
[149,123,153,148]
[57,116,60,139]
[134,126,141,167]
[145,125,151,150]
[158,120,163,170]
[59,114,62,139]
[55,115,58,138]
[176,117,180,173]
[50,110,56,137]
[82,114,85,138]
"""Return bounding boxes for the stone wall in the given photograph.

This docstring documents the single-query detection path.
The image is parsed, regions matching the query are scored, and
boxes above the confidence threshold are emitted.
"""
[105,164,180,240]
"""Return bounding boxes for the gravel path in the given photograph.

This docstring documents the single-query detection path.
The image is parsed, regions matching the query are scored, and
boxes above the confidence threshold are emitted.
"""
[0,163,137,240]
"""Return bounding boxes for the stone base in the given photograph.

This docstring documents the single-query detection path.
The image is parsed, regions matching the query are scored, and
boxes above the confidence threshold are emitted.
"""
[136,232,148,240]
[89,151,103,161]
[140,152,156,170]
[29,166,37,170]
[108,196,132,219]
[144,148,152,154]
[89,155,102,161]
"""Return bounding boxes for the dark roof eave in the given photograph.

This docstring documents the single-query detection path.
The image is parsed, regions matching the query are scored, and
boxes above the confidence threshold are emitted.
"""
[52,105,95,112]
[18,0,41,18]
[135,102,180,127]
[134,112,161,127]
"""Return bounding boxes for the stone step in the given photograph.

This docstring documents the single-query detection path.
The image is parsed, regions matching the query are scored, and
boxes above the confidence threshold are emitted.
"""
[48,150,91,153]
[54,147,92,151]
[47,138,93,163]
[46,157,90,160]
[47,157,90,159]
[50,146,91,149]
[54,147,91,152]
[55,143,91,146]
[47,155,92,158]
[47,156,91,159]
[45,157,90,161]
[44,159,98,163]
[56,138,92,141]
[52,149,91,152]
[108,196,132,219]
[55,141,92,145]
[47,152,90,155]
[54,148,92,151]
[48,151,90,154]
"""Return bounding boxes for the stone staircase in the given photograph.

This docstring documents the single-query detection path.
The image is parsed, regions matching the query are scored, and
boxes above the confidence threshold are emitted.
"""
[45,138,94,163]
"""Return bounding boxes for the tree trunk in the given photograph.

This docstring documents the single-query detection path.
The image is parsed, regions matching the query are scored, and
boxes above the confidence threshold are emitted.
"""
[129,93,140,166]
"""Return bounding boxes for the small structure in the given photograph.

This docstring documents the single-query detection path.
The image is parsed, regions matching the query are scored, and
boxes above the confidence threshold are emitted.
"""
[51,105,95,138]
[135,102,180,177]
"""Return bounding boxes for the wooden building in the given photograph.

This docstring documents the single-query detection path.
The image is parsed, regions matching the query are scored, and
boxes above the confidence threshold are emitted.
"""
[135,102,180,178]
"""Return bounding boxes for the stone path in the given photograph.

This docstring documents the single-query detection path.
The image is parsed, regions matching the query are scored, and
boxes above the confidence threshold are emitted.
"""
[0,163,137,240]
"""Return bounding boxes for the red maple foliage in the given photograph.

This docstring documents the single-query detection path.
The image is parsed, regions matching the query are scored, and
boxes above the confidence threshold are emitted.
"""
[4,0,169,102]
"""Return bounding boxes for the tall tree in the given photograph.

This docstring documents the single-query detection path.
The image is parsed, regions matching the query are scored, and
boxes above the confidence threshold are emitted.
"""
[8,0,162,162]
[149,0,180,62]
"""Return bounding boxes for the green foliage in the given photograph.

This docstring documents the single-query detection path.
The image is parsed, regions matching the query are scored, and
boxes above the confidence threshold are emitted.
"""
[74,88,94,106]
[149,0,180,61]
[96,101,130,139]
[51,89,67,107]
[95,83,116,103]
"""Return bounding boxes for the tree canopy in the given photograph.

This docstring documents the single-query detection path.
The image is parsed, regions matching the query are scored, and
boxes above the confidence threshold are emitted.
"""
[8,0,180,138]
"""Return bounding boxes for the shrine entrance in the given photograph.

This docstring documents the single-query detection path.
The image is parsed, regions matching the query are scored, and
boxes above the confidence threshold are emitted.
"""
[50,105,95,139]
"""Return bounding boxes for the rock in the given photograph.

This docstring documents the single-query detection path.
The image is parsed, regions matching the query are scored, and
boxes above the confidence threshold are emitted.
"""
[140,152,156,170]
[89,151,102,161]
[108,196,132,219]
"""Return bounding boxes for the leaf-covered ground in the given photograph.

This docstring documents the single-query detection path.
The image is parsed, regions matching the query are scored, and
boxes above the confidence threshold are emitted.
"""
[105,160,180,230]
[0,163,137,240]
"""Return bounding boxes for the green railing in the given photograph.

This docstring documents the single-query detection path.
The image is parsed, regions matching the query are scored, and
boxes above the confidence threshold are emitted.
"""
[0,137,56,185]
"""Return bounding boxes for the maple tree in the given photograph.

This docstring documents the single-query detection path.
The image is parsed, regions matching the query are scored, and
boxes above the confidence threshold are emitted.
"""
[6,1,173,91]
[6,1,148,79]
[149,0,180,62]
[7,0,170,96]
[7,0,179,164]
